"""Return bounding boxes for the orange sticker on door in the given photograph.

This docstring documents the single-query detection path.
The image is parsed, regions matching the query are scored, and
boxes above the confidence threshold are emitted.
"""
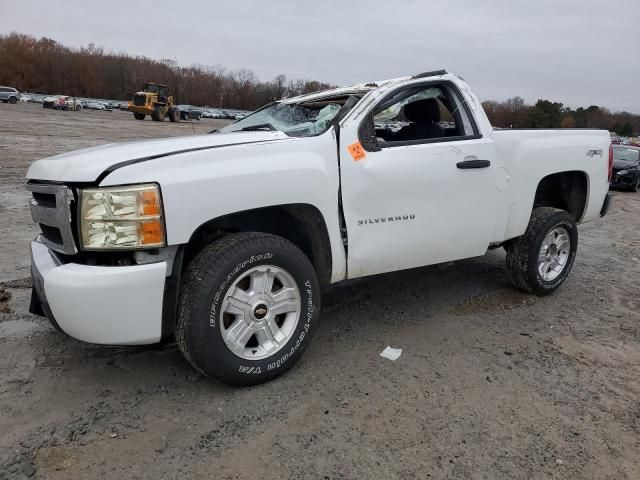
[347,141,366,162]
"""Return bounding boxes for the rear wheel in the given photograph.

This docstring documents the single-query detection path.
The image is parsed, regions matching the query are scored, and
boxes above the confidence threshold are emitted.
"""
[133,113,145,120]
[506,207,578,296]
[9,96,17,104]
[177,232,320,386]
[151,106,165,121]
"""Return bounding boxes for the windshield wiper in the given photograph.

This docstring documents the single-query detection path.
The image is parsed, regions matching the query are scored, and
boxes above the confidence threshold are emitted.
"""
[241,123,278,132]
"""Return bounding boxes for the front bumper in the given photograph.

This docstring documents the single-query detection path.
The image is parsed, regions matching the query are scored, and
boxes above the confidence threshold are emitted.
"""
[30,239,167,345]
[610,170,639,188]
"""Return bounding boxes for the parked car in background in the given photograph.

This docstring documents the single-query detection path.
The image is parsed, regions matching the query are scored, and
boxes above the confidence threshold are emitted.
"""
[42,96,60,108]
[85,101,106,111]
[0,86,20,103]
[20,94,32,102]
[610,145,640,191]
[177,105,201,121]
[53,96,82,111]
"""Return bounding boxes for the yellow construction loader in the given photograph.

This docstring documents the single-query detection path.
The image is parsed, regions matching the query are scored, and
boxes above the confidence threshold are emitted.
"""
[128,83,179,122]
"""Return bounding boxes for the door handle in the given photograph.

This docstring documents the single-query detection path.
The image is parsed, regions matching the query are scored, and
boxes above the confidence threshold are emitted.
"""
[456,159,491,169]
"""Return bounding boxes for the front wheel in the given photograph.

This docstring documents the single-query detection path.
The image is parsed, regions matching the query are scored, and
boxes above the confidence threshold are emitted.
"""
[9,97,17,104]
[631,176,640,193]
[177,232,320,386]
[506,207,578,296]
[168,107,180,122]
[151,106,165,121]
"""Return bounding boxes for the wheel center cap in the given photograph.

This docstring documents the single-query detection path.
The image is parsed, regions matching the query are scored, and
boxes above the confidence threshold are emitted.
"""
[253,303,268,320]
[548,244,558,256]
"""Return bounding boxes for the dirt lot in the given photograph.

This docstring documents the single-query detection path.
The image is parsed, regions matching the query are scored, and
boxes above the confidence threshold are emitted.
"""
[1,102,639,479]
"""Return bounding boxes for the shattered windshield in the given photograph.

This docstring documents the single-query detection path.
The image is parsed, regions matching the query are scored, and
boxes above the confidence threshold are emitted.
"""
[219,96,358,137]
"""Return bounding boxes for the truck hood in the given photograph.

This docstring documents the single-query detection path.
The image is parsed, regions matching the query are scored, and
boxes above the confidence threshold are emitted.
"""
[26,131,290,182]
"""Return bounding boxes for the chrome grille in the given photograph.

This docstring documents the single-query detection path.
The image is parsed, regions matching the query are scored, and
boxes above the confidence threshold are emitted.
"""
[26,183,77,255]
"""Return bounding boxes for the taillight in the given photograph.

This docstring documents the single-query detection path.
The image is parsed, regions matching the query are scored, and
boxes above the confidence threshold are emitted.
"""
[608,144,614,182]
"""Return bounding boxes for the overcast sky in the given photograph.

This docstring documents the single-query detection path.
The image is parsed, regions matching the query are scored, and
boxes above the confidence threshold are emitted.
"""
[2,0,639,112]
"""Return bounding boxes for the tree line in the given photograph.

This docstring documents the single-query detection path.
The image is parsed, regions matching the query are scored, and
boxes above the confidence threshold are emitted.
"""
[1,32,638,134]
[0,33,332,110]
[482,97,639,136]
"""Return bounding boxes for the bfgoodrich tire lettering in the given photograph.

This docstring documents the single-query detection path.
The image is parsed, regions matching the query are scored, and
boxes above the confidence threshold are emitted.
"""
[506,207,578,296]
[176,232,320,386]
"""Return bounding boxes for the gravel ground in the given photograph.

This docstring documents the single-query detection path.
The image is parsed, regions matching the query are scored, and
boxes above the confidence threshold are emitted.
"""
[1,102,639,479]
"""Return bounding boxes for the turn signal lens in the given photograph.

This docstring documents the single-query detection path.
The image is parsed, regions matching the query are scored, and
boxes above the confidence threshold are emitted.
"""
[139,220,164,245]
[80,184,166,250]
[141,190,161,216]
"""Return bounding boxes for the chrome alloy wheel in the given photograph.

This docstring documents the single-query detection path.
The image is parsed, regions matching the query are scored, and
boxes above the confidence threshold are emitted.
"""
[219,265,301,360]
[538,227,571,282]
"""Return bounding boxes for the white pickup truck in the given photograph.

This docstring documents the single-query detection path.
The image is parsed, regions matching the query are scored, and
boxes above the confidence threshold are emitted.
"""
[26,70,613,385]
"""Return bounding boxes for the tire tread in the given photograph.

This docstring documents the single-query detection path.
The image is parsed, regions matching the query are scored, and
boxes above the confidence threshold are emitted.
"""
[506,207,576,296]
[176,232,317,384]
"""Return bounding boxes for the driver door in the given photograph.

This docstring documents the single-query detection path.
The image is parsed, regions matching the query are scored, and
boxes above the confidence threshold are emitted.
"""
[338,81,498,278]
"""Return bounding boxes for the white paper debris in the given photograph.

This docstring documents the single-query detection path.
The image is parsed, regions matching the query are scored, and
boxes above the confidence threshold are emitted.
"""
[380,346,402,361]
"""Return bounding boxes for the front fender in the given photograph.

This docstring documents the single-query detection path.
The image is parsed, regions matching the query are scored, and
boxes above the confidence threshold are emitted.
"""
[99,131,347,282]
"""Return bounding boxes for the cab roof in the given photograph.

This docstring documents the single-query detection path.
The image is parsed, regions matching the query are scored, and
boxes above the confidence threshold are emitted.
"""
[281,70,450,104]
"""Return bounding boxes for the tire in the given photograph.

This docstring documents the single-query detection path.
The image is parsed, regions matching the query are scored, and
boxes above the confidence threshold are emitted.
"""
[177,232,320,386]
[168,107,180,122]
[506,207,578,296]
[631,176,640,193]
[133,113,145,120]
[151,106,165,121]
[9,96,17,104]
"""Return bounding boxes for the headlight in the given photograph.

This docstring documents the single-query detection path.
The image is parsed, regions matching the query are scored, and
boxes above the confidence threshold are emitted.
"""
[79,184,166,250]
[617,170,628,176]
